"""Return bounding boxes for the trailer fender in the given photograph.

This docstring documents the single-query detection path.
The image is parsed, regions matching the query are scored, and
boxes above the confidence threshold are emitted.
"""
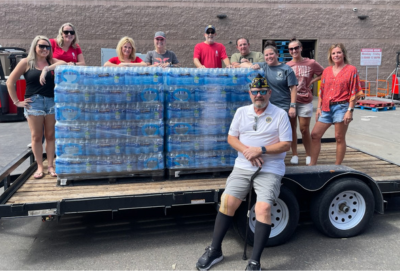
[282,165,384,214]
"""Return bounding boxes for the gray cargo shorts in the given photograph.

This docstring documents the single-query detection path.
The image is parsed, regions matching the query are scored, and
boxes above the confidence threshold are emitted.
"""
[224,167,282,206]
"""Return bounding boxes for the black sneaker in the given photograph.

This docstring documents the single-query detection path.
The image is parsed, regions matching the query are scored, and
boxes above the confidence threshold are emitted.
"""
[196,246,223,271]
[245,260,261,271]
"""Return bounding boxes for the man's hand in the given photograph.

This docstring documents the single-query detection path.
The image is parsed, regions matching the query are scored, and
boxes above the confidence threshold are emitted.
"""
[249,156,264,167]
[243,146,262,160]
[240,59,250,63]
[250,64,260,70]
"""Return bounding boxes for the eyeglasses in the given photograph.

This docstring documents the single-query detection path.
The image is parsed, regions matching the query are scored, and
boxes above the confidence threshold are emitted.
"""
[250,90,269,96]
[37,44,51,50]
[288,46,300,51]
[155,38,165,41]
[206,31,215,34]
[63,30,75,35]
[253,116,259,131]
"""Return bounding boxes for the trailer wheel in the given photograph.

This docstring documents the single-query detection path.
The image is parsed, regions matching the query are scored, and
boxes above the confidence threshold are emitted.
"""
[233,186,299,247]
[310,178,375,238]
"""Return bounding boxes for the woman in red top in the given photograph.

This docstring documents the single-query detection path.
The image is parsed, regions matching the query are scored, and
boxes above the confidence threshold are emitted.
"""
[104,36,147,67]
[309,43,363,165]
[50,23,85,66]
[286,38,324,165]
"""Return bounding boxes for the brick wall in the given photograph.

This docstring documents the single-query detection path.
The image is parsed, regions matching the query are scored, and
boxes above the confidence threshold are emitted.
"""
[1,0,400,90]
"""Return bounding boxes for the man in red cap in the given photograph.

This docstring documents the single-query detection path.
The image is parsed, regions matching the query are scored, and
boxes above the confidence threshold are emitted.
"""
[193,25,232,68]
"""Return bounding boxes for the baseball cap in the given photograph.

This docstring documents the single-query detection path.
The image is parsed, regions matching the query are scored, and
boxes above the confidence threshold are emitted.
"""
[154,31,166,39]
[205,25,216,33]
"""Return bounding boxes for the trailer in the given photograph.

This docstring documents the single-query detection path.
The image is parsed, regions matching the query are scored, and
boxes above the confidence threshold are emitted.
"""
[1,139,399,247]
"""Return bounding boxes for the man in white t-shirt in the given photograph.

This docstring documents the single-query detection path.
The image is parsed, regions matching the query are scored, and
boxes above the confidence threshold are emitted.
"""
[196,74,292,271]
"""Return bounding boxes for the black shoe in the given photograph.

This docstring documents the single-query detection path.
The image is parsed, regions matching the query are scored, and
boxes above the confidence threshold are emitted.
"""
[196,246,223,271]
[245,260,261,271]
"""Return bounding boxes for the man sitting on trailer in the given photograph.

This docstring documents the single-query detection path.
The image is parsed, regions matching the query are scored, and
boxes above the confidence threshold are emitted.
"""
[196,74,292,271]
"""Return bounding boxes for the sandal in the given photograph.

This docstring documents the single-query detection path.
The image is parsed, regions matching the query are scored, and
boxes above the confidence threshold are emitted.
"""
[34,172,44,179]
[48,166,57,178]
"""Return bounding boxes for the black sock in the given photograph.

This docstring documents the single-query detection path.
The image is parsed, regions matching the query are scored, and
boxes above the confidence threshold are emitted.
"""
[210,211,233,251]
[250,220,271,262]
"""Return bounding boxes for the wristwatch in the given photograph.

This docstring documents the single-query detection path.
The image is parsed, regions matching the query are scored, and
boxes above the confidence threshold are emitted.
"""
[347,107,354,112]
[261,146,267,154]
[290,103,296,108]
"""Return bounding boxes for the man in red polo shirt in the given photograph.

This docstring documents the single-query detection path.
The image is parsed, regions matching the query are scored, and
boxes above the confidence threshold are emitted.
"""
[193,25,232,68]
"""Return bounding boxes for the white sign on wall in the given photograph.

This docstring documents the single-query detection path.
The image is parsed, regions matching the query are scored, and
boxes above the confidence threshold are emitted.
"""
[360,48,382,66]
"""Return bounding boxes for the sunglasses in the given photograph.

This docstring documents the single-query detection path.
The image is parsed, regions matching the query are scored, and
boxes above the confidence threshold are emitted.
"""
[250,90,269,95]
[206,31,215,34]
[155,38,165,41]
[63,30,75,35]
[253,116,259,131]
[288,46,300,51]
[37,44,51,50]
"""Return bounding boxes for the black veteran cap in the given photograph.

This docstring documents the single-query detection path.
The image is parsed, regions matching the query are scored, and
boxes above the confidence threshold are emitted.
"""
[250,74,270,89]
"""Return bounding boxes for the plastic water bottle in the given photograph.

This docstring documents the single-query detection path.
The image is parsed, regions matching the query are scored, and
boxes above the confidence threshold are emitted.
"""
[69,121,83,139]
[132,137,140,155]
[114,68,125,85]
[140,137,151,154]
[58,67,80,85]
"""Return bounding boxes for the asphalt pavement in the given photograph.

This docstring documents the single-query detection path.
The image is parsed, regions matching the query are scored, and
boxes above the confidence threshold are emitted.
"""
[1,96,400,270]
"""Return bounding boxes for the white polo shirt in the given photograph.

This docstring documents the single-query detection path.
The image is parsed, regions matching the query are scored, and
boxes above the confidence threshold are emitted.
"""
[228,103,292,175]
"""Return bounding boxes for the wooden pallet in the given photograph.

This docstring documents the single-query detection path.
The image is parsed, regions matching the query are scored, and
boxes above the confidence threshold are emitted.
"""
[166,166,233,180]
[57,169,165,186]
[356,99,395,108]
[355,105,396,112]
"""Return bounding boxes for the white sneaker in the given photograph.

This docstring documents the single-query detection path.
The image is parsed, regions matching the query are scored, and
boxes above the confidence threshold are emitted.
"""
[306,156,311,165]
[290,156,299,164]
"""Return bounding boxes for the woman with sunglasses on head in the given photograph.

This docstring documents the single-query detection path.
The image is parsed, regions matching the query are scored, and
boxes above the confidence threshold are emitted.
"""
[145,31,180,68]
[104,36,147,67]
[286,38,324,165]
[50,23,85,66]
[7,36,66,179]
[242,40,298,121]
[309,43,363,166]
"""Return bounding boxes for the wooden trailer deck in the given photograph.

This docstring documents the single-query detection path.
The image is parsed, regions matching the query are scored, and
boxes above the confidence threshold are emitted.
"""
[6,142,400,205]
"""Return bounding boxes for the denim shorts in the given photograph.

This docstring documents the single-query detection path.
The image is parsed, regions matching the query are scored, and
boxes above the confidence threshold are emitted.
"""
[24,94,55,118]
[318,103,349,124]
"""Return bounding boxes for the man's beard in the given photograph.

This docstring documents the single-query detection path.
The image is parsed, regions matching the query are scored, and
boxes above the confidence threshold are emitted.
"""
[254,100,268,109]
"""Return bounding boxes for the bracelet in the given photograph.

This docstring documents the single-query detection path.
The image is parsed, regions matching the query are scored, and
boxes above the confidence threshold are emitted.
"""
[13,100,20,105]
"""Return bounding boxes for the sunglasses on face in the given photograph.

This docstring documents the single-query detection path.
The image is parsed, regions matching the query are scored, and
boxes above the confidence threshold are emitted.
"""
[37,44,51,50]
[155,38,165,41]
[288,46,300,51]
[206,31,215,34]
[250,90,269,95]
[63,30,75,35]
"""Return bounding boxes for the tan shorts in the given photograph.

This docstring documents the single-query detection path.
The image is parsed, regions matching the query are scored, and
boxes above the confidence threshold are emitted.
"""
[223,167,282,206]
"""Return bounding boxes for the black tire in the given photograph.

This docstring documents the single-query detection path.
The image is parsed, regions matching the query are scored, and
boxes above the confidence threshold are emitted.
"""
[310,178,375,238]
[233,186,300,247]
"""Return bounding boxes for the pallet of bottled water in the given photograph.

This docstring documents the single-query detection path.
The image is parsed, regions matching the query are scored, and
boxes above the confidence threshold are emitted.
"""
[165,68,259,173]
[54,66,165,181]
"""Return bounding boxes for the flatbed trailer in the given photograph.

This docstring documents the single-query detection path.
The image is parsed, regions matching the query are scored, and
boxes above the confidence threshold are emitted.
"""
[1,139,400,246]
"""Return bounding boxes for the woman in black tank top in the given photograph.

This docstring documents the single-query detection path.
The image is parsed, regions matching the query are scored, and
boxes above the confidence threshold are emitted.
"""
[7,36,66,179]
